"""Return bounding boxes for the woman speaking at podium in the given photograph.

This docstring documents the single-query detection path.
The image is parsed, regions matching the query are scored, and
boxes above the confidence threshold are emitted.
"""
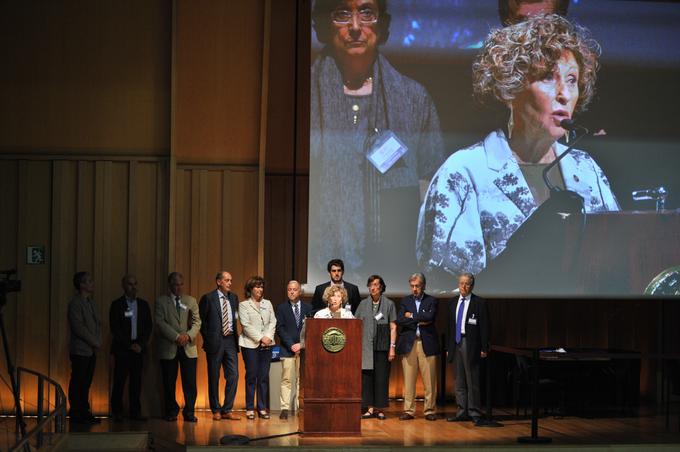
[417,14,619,282]
[314,286,355,319]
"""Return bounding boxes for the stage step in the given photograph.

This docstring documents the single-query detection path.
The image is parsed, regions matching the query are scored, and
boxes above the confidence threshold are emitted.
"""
[46,432,153,451]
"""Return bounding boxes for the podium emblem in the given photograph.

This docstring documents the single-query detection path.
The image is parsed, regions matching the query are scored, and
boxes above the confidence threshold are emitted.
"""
[322,327,346,353]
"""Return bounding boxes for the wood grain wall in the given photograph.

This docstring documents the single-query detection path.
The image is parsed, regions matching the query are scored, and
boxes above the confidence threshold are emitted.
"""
[0,158,168,415]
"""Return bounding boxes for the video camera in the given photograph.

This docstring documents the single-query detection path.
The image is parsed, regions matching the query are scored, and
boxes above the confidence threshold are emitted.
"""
[0,269,21,296]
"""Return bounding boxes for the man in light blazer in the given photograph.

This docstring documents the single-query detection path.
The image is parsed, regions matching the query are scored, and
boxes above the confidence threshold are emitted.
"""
[155,272,201,422]
[68,271,102,424]
[199,271,241,421]
[446,272,489,425]
[396,272,439,421]
[311,258,361,315]
[275,280,312,420]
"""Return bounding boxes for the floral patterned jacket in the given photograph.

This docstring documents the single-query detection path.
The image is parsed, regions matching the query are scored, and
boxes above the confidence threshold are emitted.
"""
[416,129,619,277]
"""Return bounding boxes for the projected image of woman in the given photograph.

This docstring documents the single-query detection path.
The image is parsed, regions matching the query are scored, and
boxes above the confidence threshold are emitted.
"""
[309,0,444,280]
[417,14,619,281]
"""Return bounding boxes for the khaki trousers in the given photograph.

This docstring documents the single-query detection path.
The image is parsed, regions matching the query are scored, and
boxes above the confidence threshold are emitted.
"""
[401,339,437,415]
[280,354,300,411]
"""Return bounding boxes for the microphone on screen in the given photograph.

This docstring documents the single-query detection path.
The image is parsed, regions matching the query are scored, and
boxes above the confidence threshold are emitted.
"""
[560,118,607,137]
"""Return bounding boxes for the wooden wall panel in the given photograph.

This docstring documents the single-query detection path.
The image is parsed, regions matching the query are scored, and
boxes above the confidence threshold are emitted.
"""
[0,158,168,415]
[172,165,259,409]
[16,162,52,389]
[0,1,171,153]
[129,161,168,415]
[0,161,19,412]
[172,0,264,164]
[49,161,79,407]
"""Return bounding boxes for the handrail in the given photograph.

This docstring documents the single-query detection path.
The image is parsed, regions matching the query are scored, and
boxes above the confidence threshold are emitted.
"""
[10,366,67,452]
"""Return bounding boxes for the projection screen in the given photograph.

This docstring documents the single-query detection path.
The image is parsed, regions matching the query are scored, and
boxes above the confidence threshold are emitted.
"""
[306,0,680,297]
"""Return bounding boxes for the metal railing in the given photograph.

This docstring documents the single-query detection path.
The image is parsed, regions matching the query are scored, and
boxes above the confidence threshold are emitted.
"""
[10,366,67,452]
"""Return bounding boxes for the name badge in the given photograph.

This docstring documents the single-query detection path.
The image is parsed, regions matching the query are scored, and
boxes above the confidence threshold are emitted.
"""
[124,310,133,318]
[468,318,477,325]
[374,312,384,321]
[367,130,408,174]
[179,303,188,310]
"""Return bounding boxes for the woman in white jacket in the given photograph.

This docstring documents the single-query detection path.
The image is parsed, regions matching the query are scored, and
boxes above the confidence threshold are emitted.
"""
[239,276,276,420]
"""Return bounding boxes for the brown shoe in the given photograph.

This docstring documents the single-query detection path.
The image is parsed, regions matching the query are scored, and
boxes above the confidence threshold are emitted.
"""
[399,413,415,421]
[221,412,241,420]
[212,412,222,420]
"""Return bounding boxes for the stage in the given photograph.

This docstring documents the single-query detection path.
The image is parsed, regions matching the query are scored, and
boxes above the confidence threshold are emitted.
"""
[53,403,680,450]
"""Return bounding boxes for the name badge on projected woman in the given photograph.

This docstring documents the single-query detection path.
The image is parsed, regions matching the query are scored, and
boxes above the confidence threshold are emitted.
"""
[367,130,408,174]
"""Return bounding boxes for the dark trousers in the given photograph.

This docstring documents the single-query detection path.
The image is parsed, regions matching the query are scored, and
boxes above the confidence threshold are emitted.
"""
[454,337,482,419]
[111,350,143,416]
[68,354,96,419]
[241,346,272,411]
[362,350,391,409]
[160,347,197,417]
[206,336,239,413]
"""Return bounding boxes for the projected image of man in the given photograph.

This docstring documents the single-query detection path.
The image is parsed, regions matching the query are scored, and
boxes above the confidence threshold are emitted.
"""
[499,0,570,26]
[309,0,445,281]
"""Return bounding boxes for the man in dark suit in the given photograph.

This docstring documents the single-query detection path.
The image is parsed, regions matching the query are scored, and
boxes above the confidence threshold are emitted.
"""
[446,272,489,425]
[109,274,153,422]
[275,280,313,420]
[311,258,361,315]
[396,272,439,421]
[199,271,241,421]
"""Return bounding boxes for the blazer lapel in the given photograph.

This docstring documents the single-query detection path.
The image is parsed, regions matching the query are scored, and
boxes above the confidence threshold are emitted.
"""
[168,295,180,325]
[487,129,538,218]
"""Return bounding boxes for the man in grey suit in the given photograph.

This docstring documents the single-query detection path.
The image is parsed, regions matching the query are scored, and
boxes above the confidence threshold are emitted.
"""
[155,272,201,422]
[68,271,102,424]
[199,271,241,421]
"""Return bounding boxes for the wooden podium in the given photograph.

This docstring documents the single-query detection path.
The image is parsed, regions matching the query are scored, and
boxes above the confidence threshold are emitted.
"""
[302,318,362,436]
[477,209,680,296]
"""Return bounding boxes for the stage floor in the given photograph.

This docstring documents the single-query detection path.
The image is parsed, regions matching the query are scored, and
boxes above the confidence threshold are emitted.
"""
[61,403,680,449]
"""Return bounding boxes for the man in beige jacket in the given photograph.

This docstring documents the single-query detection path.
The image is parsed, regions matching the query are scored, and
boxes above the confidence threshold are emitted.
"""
[155,272,201,422]
[68,271,102,424]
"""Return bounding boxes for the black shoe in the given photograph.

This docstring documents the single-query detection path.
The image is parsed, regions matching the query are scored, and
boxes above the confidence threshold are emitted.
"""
[399,413,414,421]
[164,415,178,422]
[447,414,472,422]
[279,409,288,420]
[184,415,198,423]
[70,416,92,425]
[86,414,101,424]
[425,413,437,421]
[473,417,486,427]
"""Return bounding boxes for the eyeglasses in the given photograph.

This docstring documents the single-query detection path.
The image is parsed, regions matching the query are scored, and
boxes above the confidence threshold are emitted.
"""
[331,8,378,25]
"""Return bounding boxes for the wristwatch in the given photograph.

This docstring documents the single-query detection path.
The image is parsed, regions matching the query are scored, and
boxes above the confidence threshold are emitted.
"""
[390,342,396,348]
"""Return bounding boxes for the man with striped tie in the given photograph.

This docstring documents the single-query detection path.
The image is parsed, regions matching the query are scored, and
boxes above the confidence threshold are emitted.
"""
[199,271,241,421]
[446,272,489,426]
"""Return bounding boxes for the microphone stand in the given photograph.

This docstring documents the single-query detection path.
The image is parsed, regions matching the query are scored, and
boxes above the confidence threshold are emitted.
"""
[476,122,592,295]
[542,123,589,194]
